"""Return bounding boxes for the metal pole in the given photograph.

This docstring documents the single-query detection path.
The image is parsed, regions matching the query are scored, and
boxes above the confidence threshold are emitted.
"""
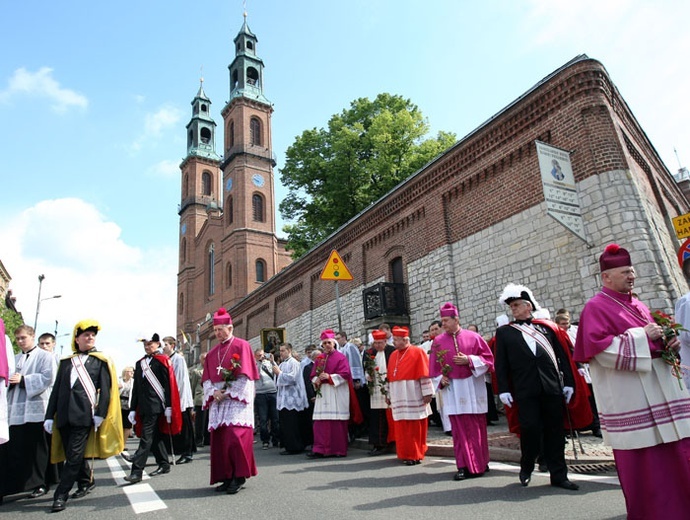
[334,281,343,332]
[33,274,45,331]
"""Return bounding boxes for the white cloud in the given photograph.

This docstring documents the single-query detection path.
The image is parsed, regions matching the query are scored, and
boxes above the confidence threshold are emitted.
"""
[148,159,181,178]
[0,198,177,372]
[130,105,182,152]
[0,67,88,113]
[519,0,690,172]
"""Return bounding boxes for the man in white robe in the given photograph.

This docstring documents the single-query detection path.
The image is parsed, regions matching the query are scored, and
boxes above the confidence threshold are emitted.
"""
[0,325,56,500]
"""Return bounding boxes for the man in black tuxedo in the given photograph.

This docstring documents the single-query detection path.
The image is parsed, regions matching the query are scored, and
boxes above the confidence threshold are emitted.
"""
[124,334,173,483]
[494,283,578,491]
[44,320,123,513]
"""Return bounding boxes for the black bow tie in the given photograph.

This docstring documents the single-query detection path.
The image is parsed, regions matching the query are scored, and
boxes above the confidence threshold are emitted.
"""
[514,318,532,325]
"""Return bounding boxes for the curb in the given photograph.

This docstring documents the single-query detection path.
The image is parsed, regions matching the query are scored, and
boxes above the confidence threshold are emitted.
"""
[352,438,614,465]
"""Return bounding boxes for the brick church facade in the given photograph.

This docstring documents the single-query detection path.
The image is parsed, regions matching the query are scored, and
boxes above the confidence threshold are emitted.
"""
[177,19,689,355]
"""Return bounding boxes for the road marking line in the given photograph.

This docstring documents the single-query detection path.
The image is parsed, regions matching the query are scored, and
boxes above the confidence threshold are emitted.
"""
[106,457,166,513]
[432,459,621,486]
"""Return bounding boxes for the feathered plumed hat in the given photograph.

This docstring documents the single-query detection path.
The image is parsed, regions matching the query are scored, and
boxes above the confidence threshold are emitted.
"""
[498,283,541,311]
[71,319,101,353]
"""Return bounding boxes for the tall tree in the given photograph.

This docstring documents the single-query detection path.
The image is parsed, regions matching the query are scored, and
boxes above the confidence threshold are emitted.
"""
[1,302,23,354]
[279,93,455,258]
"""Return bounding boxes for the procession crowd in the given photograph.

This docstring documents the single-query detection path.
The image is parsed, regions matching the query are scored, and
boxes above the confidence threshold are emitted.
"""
[1,243,690,519]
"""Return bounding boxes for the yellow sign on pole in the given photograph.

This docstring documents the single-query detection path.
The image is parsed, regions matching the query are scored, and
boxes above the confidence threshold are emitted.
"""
[673,212,690,239]
[319,250,353,281]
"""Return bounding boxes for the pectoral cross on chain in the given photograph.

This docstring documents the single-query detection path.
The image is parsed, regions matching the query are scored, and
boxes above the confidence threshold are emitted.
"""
[216,365,224,375]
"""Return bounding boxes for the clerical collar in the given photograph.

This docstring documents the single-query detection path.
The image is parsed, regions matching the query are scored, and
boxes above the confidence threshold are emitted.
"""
[23,346,37,355]
[601,286,632,302]
[513,318,532,325]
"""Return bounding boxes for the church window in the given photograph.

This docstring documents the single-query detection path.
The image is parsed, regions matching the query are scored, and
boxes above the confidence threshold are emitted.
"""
[181,238,187,263]
[256,259,266,283]
[183,173,189,198]
[247,67,259,87]
[200,127,211,144]
[178,293,184,315]
[252,193,265,222]
[250,117,262,146]
[226,195,233,225]
[229,121,235,148]
[208,244,216,295]
[202,171,212,196]
[226,262,232,288]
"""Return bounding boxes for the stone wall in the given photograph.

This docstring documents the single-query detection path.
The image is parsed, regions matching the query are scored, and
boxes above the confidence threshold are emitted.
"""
[196,56,689,354]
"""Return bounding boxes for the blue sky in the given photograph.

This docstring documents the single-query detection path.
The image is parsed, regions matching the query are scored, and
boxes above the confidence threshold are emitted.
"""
[1,0,688,370]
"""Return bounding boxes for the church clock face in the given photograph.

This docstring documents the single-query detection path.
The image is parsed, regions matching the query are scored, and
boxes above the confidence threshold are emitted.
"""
[181,223,187,235]
[226,178,233,191]
[251,173,265,187]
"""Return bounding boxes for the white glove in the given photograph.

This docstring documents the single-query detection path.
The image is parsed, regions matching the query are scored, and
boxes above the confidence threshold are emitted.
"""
[563,386,574,404]
[499,392,513,407]
[93,415,104,429]
[164,407,172,423]
[577,368,586,377]
[44,419,54,434]
[128,411,136,425]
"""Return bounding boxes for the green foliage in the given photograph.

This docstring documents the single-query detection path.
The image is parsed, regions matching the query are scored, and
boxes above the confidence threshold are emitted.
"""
[279,93,456,258]
[0,302,24,354]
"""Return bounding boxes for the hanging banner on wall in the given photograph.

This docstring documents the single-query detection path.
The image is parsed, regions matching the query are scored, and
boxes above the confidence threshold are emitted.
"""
[536,140,587,243]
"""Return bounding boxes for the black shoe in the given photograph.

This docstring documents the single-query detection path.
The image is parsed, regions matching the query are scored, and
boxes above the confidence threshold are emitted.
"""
[367,447,386,456]
[70,482,95,499]
[306,452,324,459]
[149,466,170,476]
[175,456,193,464]
[226,477,245,495]
[591,429,603,438]
[538,463,548,472]
[403,459,417,466]
[551,479,579,490]
[121,452,133,463]
[453,469,468,481]
[123,474,142,485]
[215,480,231,492]
[29,486,49,498]
[51,497,67,513]
[519,471,531,487]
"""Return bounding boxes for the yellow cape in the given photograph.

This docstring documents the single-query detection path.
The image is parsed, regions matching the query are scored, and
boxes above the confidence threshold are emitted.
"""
[50,351,125,463]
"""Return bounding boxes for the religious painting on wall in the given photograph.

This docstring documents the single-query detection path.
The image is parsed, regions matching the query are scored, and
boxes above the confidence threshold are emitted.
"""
[261,328,285,355]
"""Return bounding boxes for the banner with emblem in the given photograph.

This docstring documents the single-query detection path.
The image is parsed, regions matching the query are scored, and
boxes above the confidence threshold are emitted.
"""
[536,140,587,243]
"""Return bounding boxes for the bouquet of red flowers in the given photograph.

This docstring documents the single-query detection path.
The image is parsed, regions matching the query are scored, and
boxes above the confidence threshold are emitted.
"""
[313,354,327,397]
[363,352,377,394]
[651,310,684,388]
[434,349,453,377]
[220,353,242,384]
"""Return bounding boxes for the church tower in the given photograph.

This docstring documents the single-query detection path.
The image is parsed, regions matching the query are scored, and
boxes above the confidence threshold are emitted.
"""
[177,14,291,350]
[177,80,222,330]
[220,14,284,307]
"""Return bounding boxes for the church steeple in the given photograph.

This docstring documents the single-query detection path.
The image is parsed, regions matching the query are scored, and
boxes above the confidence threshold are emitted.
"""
[228,14,270,105]
[186,78,220,160]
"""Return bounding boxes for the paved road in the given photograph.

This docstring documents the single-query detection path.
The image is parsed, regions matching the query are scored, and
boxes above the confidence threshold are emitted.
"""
[1,440,627,519]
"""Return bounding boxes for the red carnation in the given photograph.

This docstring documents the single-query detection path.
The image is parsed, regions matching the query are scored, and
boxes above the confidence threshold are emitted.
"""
[232,353,240,360]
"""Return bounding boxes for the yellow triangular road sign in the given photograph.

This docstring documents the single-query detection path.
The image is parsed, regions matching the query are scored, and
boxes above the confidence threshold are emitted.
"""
[319,250,353,281]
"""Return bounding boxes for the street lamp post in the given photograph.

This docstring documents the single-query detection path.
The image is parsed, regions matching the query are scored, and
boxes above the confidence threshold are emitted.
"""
[33,274,45,331]
[33,275,62,332]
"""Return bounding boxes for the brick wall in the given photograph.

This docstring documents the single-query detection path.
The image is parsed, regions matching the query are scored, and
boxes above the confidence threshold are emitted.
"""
[183,57,690,355]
